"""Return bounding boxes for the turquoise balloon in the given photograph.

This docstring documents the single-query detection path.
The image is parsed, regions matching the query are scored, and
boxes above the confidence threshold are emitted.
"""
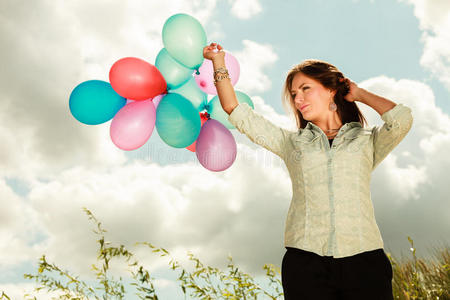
[207,90,254,129]
[155,48,194,89]
[169,76,208,112]
[156,93,201,148]
[162,13,207,70]
[69,80,126,125]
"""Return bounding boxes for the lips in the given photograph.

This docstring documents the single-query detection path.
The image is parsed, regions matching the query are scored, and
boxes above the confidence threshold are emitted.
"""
[300,104,309,111]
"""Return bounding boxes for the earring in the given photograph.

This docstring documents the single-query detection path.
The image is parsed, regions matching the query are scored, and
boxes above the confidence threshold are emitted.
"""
[329,102,337,111]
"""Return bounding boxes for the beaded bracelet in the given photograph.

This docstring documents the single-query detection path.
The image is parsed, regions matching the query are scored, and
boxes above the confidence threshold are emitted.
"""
[213,67,228,76]
[214,73,231,86]
[213,67,231,86]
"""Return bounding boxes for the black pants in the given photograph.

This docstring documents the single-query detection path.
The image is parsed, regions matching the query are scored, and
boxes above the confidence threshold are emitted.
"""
[281,247,394,300]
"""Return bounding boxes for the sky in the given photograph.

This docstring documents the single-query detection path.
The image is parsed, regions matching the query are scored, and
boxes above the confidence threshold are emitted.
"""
[1,0,450,298]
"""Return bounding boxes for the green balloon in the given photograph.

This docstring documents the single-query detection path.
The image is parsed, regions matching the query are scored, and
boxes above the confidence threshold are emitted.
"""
[169,76,208,112]
[207,90,254,129]
[156,93,201,148]
[155,48,194,89]
[69,80,126,125]
[162,13,207,70]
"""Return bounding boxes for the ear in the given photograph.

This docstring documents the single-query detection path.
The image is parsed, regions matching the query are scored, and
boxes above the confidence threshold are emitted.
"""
[329,89,337,99]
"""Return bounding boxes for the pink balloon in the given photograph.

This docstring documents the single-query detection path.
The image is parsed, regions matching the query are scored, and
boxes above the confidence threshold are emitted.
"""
[127,97,152,105]
[195,119,237,172]
[110,100,156,151]
[152,93,165,110]
[194,51,240,95]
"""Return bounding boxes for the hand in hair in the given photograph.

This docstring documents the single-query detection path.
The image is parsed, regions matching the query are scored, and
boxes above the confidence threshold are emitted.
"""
[340,77,361,102]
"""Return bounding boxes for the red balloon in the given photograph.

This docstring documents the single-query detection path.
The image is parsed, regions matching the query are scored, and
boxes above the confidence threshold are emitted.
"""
[109,57,167,101]
[186,112,208,152]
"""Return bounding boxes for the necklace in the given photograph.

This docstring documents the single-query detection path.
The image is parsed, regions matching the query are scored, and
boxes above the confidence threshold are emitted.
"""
[325,128,340,138]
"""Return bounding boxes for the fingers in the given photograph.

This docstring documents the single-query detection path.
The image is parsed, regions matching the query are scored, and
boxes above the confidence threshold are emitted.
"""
[339,77,351,84]
[208,42,223,49]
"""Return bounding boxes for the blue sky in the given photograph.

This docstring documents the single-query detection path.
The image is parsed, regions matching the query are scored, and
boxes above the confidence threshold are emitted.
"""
[216,0,448,113]
[1,0,449,298]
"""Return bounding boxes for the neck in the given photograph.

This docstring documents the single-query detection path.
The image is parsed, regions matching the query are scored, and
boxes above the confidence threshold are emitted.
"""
[314,112,343,138]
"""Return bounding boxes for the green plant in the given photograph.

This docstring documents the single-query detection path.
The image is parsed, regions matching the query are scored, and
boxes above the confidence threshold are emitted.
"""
[1,209,449,299]
[390,236,450,299]
[13,208,283,299]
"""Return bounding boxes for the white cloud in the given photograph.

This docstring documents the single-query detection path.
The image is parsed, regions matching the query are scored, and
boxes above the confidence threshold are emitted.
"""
[0,0,220,182]
[398,0,450,91]
[374,154,427,203]
[22,149,290,276]
[0,179,46,268]
[0,283,64,300]
[228,0,263,20]
[232,40,279,94]
[355,75,450,253]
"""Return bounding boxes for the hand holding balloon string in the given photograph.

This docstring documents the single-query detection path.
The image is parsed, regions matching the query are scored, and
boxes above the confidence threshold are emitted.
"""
[203,42,225,62]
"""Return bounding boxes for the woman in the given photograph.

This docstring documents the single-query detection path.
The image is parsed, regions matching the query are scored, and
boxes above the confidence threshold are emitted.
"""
[203,43,413,300]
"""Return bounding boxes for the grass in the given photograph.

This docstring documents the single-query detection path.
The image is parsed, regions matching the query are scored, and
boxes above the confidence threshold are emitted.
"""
[1,208,448,299]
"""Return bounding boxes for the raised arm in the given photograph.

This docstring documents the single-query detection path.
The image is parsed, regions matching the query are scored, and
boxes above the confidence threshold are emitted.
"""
[226,102,290,160]
[203,43,238,114]
[355,88,413,170]
[203,43,289,159]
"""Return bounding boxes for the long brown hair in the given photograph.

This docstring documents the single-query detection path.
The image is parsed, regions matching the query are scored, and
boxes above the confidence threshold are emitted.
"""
[281,59,368,130]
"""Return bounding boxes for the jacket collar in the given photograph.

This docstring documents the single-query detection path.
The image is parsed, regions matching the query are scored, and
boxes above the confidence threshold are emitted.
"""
[296,121,362,141]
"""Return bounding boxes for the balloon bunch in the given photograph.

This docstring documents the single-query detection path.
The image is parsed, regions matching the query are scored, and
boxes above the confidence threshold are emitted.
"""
[69,13,254,172]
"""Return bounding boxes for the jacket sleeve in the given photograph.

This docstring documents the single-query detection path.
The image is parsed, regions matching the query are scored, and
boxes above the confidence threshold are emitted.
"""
[227,102,290,160]
[372,103,413,171]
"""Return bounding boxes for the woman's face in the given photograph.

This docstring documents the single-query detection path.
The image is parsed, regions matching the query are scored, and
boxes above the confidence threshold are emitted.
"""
[290,72,335,122]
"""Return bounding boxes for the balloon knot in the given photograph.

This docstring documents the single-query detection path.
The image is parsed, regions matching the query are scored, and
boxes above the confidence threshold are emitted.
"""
[201,112,210,120]
[195,69,200,75]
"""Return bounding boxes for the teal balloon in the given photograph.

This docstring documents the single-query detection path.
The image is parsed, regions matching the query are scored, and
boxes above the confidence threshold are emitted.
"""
[162,13,207,70]
[169,76,208,112]
[69,80,126,125]
[155,48,194,89]
[207,90,254,129]
[156,93,201,148]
